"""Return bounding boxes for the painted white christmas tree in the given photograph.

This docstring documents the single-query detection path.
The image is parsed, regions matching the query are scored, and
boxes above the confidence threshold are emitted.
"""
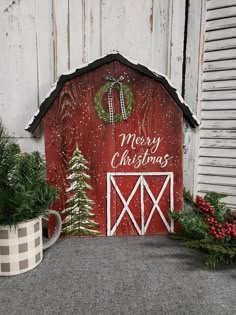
[61,145,99,235]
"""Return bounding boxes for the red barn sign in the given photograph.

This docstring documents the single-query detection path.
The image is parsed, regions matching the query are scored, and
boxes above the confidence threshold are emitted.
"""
[26,52,199,237]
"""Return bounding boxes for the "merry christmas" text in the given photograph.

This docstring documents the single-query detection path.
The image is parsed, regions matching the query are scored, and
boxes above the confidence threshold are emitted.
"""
[111,133,173,169]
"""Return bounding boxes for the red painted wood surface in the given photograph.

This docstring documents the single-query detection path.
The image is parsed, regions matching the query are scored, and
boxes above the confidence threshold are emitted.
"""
[44,61,183,236]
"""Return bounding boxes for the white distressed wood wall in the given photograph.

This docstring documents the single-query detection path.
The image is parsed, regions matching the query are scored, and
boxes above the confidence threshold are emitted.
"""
[195,0,236,208]
[0,0,203,193]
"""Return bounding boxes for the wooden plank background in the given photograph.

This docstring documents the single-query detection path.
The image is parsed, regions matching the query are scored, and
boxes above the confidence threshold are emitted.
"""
[0,0,203,193]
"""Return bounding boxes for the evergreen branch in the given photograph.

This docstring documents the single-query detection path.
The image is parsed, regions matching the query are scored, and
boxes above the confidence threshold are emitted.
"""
[183,188,196,207]
[0,119,59,226]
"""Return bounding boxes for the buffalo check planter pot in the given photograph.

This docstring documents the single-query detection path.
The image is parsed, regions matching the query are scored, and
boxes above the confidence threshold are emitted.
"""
[0,210,61,276]
[0,218,43,275]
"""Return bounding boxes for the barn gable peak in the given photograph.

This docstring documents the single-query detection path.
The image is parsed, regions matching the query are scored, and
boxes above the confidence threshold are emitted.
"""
[26,51,199,133]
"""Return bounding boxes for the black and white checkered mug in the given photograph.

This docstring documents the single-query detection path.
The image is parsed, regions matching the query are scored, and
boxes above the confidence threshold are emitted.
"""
[0,210,62,276]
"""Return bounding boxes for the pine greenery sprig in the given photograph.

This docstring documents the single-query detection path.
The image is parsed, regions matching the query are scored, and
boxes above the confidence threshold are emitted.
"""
[183,188,196,208]
[0,120,20,192]
[204,192,230,224]
[168,208,209,240]
[183,240,236,268]
[0,119,59,226]
[168,189,236,269]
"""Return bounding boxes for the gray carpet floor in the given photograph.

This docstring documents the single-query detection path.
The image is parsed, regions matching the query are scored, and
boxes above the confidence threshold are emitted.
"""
[0,236,235,315]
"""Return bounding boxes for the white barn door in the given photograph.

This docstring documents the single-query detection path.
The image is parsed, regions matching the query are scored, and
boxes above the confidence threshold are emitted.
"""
[107,172,174,236]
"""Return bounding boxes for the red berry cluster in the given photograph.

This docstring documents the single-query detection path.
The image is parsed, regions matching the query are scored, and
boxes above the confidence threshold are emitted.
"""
[195,195,214,215]
[196,195,236,240]
[208,221,236,239]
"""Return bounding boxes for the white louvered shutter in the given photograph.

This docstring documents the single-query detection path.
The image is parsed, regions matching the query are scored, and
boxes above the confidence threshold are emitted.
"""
[197,0,236,208]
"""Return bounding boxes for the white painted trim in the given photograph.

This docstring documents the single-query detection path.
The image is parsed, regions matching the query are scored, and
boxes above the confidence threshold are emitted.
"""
[143,176,172,233]
[140,175,145,235]
[108,172,173,176]
[106,172,111,236]
[110,176,142,236]
[170,172,174,232]
[106,172,174,236]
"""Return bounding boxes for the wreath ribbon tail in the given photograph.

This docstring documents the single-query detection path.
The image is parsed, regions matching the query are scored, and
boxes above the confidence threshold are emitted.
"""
[108,87,114,124]
[119,86,127,120]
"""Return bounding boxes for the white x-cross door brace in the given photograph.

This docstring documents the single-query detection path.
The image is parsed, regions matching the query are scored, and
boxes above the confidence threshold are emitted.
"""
[106,172,174,236]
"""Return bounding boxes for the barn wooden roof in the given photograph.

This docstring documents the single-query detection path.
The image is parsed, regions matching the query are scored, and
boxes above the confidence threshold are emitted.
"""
[26,52,199,133]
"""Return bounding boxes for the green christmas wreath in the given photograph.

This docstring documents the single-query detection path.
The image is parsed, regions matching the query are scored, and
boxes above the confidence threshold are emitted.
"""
[94,81,134,123]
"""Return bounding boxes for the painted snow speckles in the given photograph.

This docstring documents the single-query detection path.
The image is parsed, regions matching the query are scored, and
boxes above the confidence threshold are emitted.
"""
[44,60,184,236]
